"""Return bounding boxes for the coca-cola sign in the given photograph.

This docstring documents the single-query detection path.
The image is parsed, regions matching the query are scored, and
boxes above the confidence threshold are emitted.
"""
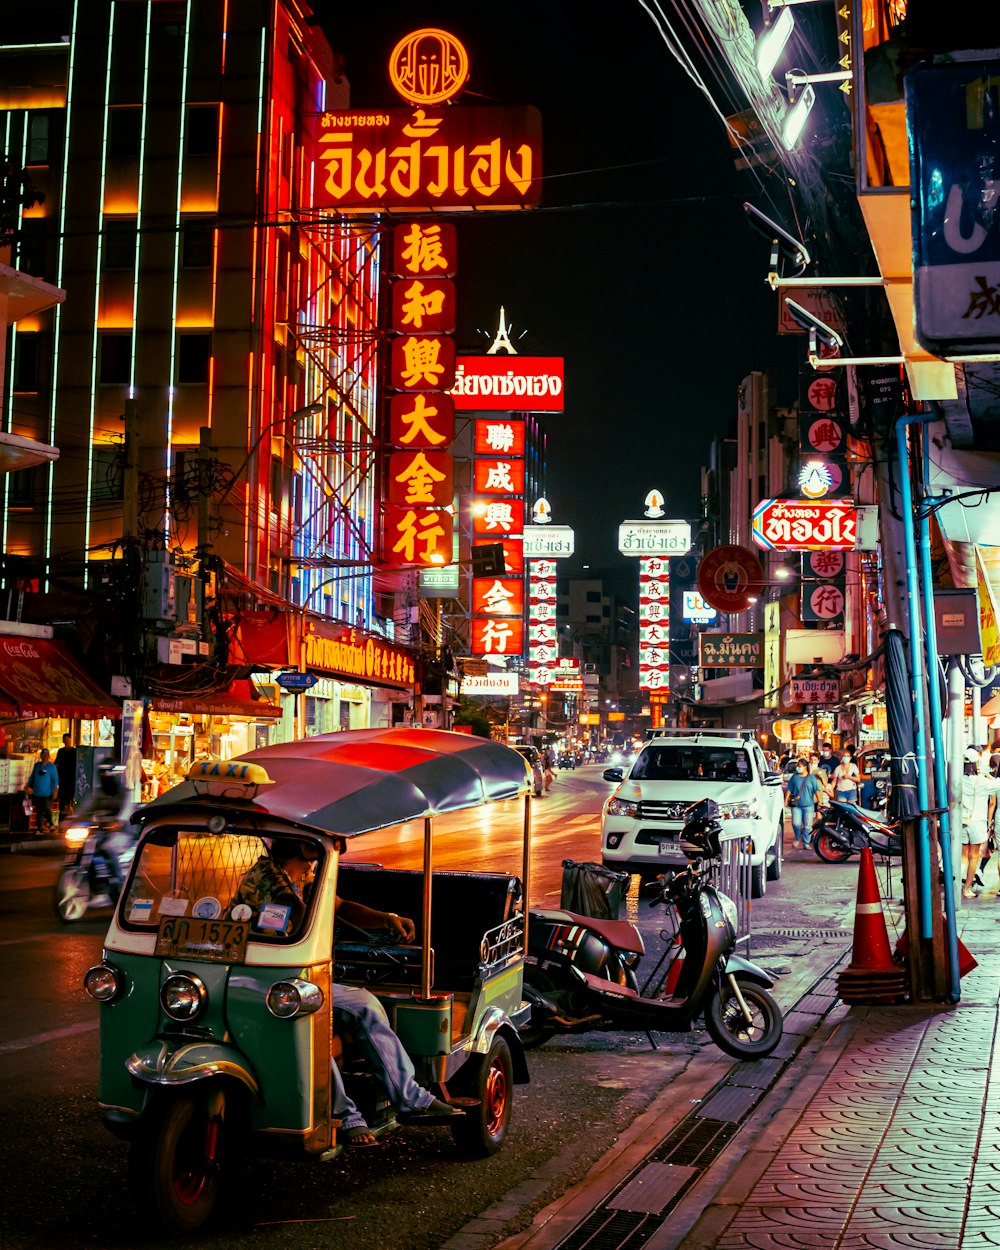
[450,357,564,412]
[751,499,858,552]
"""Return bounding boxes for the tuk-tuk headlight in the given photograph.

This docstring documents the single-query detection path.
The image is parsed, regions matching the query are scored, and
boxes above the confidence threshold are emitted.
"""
[84,963,123,1002]
[266,978,325,1019]
[160,973,207,1021]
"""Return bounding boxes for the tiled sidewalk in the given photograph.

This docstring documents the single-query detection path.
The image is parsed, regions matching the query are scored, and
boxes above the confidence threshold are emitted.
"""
[706,902,1000,1250]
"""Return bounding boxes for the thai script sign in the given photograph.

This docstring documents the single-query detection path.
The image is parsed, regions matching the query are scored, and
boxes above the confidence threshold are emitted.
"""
[523,525,574,557]
[313,107,542,211]
[789,677,840,705]
[450,356,564,411]
[751,500,857,551]
[461,672,520,696]
[908,59,1000,356]
[618,520,692,557]
[699,633,763,668]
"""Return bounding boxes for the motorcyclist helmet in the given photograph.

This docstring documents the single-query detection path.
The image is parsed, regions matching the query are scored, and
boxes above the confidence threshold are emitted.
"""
[679,797,724,859]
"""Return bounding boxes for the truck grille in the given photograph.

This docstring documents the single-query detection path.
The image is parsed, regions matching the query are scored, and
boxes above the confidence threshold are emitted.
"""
[638,800,689,821]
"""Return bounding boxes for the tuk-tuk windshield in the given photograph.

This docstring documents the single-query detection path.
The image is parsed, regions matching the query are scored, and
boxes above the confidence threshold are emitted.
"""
[120,827,326,945]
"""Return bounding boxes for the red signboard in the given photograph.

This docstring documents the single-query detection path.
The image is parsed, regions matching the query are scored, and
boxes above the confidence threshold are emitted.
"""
[451,356,564,412]
[392,222,457,276]
[474,418,525,456]
[472,498,524,536]
[473,457,525,495]
[391,278,456,334]
[382,506,453,567]
[752,499,858,552]
[471,617,524,656]
[390,335,456,391]
[697,545,765,614]
[313,107,542,210]
[472,577,524,616]
[389,392,455,448]
[474,537,523,576]
[387,451,453,507]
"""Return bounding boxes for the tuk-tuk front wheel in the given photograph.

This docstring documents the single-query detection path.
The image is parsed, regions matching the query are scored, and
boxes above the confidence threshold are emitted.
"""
[450,1036,513,1157]
[129,1093,223,1234]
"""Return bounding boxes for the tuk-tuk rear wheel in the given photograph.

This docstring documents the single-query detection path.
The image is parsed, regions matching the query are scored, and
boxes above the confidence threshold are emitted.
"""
[450,1036,513,1157]
[129,1093,222,1234]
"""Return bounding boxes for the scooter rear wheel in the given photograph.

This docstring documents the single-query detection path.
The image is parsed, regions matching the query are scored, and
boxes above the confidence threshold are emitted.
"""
[814,830,852,863]
[54,867,90,922]
[705,977,783,1059]
[129,1094,222,1234]
[519,968,559,1049]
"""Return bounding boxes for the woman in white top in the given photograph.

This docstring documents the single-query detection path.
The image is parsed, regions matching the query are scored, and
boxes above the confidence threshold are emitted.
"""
[961,757,1000,898]
[830,747,860,805]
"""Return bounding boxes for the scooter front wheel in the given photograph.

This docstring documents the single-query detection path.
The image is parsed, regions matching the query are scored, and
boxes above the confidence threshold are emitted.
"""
[705,977,783,1059]
[54,867,90,922]
[814,830,852,863]
[129,1094,222,1234]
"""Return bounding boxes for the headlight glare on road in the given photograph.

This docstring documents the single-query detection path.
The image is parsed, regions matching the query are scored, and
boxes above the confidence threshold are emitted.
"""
[606,797,639,818]
[160,973,207,1021]
[84,963,123,1002]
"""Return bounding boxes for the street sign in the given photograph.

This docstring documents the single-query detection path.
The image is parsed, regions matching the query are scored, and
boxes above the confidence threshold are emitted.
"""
[523,525,575,557]
[751,499,858,552]
[699,633,763,668]
[618,519,691,556]
[789,677,840,705]
[276,671,319,690]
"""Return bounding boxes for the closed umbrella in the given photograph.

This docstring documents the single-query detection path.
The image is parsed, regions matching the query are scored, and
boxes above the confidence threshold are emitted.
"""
[884,628,920,820]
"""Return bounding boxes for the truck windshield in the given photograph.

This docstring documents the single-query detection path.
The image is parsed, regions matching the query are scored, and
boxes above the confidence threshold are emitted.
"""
[630,747,752,782]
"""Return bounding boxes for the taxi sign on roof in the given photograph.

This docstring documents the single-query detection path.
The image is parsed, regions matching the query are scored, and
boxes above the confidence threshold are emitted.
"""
[187,761,273,786]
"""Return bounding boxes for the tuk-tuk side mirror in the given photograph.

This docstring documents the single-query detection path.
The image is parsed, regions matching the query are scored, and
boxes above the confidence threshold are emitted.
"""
[603,768,624,782]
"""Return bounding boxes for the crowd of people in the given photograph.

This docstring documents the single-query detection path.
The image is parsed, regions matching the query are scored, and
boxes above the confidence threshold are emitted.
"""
[776,741,862,851]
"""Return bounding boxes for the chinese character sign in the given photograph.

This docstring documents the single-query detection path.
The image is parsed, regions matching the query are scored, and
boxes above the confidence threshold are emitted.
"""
[801,549,846,624]
[387,451,453,507]
[473,458,526,495]
[639,556,671,690]
[313,107,542,211]
[528,557,558,684]
[391,278,456,333]
[390,335,456,391]
[474,419,526,456]
[389,392,455,447]
[383,506,453,567]
[393,221,457,277]
[471,617,524,657]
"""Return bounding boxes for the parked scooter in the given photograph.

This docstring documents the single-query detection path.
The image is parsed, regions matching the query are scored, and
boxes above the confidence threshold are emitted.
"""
[521,799,783,1060]
[812,798,902,864]
[54,763,137,922]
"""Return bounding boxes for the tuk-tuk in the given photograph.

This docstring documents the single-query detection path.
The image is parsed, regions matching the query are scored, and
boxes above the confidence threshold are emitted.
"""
[83,729,533,1234]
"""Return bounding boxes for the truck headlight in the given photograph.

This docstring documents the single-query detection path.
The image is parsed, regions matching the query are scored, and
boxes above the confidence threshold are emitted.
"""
[606,797,639,818]
[718,800,758,820]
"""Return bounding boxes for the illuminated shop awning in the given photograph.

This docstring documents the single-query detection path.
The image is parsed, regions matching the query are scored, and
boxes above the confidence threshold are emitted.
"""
[0,636,119,720]
[149,679,282,720]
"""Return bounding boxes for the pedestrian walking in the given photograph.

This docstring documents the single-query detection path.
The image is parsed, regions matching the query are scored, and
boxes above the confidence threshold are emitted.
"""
[25,748,59,835]
[54,732,77,820]
[816,742,839,784]
[961,751,1000,899]
[542,747,555,792]
[785,758,823,850]
[830,746,860,805]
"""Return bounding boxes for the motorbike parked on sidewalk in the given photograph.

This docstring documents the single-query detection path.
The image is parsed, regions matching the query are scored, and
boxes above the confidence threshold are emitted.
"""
[812,798,903,864]
[54,817,136,922]
[520,799,783,1060]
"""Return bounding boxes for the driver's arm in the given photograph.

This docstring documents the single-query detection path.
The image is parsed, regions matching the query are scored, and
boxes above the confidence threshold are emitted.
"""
[335,895,415,942]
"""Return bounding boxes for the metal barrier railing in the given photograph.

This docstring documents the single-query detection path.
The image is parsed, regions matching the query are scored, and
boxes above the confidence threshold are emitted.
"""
[707,835,754,950]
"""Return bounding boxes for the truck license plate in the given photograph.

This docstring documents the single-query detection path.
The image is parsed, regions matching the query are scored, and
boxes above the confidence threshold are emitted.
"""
[659,839,680,856]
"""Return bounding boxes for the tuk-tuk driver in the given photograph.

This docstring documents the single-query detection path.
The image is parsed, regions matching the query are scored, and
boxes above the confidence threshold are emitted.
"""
[230,838,461,1145]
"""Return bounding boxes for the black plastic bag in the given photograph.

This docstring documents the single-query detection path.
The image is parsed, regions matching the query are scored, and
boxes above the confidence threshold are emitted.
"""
[560,860,630,920]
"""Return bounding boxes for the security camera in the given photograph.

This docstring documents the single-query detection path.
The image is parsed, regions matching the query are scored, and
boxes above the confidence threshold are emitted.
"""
[742,202,811,275]
[783,297,843,350]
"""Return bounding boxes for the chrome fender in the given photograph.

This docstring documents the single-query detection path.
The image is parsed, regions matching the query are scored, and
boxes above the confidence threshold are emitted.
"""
[722,953,776,989]
[126,1039,260,1099]
[467,1006,529,1084]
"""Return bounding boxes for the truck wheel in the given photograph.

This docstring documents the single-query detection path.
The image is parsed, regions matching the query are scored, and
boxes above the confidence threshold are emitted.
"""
[55,867,90,922]
[750,860,767,898]
[766,821,783,881]
[129,1094,222,1234]
[450,1036,513,1157]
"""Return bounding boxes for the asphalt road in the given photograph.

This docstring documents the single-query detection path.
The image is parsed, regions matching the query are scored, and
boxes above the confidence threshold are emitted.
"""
[0,765,863,1250]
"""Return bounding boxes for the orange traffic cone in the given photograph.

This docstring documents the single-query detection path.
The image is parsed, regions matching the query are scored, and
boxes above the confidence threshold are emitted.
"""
[836,847,909,1004]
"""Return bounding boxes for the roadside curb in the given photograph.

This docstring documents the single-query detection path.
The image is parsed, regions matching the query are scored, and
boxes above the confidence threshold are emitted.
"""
[448,940,851,1250]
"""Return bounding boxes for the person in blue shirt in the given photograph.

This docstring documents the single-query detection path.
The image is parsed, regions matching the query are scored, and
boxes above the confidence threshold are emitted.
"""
[26,748,60,835]
[785,757,823,850]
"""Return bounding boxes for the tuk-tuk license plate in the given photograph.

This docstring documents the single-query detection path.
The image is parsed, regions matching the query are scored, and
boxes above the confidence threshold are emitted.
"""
[154,916,250,964]
[659,839,680,856]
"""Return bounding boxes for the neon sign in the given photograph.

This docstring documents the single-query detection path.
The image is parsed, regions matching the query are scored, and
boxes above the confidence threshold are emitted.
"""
[389,29,469,107]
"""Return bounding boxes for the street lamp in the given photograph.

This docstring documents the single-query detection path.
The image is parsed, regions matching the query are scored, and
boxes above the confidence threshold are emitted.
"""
[218,401,325,508]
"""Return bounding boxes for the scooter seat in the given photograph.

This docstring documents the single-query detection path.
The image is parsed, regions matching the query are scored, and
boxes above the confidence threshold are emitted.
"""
[531,908,645,955]
[839,801,887,823]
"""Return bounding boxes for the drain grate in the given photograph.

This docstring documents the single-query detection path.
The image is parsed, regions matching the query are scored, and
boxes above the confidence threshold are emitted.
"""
[757,928,851,940]
[557,1208,660,1250]
[652,1116,737,1167]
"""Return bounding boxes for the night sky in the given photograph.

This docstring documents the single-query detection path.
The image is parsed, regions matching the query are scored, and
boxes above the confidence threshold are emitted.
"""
[316,1,803,569]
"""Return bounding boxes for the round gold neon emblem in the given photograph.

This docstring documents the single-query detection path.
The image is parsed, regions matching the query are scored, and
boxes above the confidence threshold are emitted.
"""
[389,28,469,107]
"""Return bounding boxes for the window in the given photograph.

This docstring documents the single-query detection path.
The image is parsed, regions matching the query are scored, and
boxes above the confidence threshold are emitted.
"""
[270,454,283,508]
[12,334,39,392]
[185,105,218,157]
[181,221,214,268]
[556,604,569,616]
[177,334,211,384]
[99,334,131,384]
[27,113,50,163]
[108,107,142,159]
[586,614,601,624]
[6,467,35,509]
[586,590,601,602]
[92,446,123,502]
[102,220,137,270]
[631,747,751,783]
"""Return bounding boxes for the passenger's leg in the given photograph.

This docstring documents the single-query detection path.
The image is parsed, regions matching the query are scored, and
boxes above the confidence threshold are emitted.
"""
[331,984,434,1113]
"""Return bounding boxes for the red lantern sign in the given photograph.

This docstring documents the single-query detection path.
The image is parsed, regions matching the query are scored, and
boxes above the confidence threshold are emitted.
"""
[473,457,525,495]
[471,617,524,656]
[387,452,453,507]
[472,578,524,616]
[391,278,456,334]
[474,537,523,576]
[474,418,525,456]
[392,222,457,276]
[390,335,456,391]
[382,506,453,567]
[389,393,455,448]
[697,545,765,614]
[472,498,524,536]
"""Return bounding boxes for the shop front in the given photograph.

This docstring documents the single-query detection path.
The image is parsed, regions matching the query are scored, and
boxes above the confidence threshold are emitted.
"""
[0,631,121,832]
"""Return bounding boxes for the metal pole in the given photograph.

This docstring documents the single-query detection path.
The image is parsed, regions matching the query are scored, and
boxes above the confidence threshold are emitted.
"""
[895,416,933,939]
[522,794,532,954]
[946,659,966,914]
[421,815,433,1000]
[919,429,960,1001]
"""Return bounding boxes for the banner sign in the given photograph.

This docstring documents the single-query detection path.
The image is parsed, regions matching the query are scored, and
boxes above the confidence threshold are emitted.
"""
[789,677,840,705]
[699,633,763,668]
[908,59,1000,356]
[752,499,858,551]
[450,356,564,411]
[312,107,542,211]
[461,672,519,696]
[523,525,574,557]
[619,520,692,557]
